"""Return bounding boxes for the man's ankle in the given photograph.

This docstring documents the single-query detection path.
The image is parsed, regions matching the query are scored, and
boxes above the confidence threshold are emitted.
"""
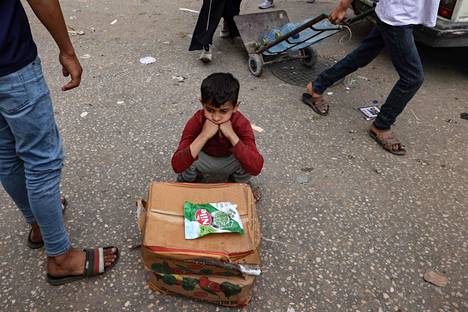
[48,248,74,265]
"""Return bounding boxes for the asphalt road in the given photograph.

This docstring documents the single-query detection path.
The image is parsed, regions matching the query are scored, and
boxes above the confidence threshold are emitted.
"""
[0,0,467,311]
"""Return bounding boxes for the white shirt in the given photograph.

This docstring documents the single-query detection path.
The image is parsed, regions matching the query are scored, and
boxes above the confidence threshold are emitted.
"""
[375,0,441,27]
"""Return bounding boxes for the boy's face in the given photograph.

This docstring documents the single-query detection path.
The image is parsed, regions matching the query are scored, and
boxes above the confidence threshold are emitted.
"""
[202,101,238,125]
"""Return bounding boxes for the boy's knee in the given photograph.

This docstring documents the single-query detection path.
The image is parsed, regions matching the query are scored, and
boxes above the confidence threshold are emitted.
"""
[230,167,251,183]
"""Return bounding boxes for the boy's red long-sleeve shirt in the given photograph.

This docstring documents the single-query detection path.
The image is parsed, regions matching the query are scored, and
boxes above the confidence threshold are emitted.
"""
[172,110,264,176]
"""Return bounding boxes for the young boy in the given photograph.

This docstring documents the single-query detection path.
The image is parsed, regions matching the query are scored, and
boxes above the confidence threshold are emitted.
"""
[172,73,263,193]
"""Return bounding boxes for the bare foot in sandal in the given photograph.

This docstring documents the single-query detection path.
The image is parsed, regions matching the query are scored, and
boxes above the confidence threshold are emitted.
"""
[252,186,262,202]
[47,246,119,286]
[368,125,406,156]
[302,82,329,116]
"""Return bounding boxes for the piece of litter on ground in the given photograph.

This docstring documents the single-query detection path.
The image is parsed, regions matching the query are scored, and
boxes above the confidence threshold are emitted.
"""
[68,30,85,36]
[357,105,380,120]
[410,109,421,121]
[80,112,88,118]
[251,124,264,133]
[357,75,370,81]
[179,8,200,14]
[372,100,379,105]
[460,112,468,120]
[67,26,85,36]
[80,54,91,59]
[139,56,156,65]
[116,101,125,104]
[300,167,314,172]
[423,270,448,287]
[296,175,309,184]
[262,237,288,246]
[110,19,118,25]
[162,41,170,44]
[172,75,186,82]
[327,92,333,95]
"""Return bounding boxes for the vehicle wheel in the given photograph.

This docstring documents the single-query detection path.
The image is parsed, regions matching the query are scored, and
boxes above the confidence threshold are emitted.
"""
[300,46,318,68]
[248,54,263,77]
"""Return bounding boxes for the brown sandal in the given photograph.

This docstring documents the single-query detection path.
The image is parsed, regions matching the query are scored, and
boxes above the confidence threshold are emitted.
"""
[368,128,406,156]
[302,83,329,116]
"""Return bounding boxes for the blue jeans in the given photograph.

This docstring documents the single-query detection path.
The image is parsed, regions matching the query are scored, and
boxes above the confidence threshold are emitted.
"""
[0,57,70,256]
[313,18,424,129]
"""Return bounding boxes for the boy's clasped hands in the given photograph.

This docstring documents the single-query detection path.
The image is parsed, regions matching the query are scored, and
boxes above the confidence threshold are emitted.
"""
[202,119,239,146]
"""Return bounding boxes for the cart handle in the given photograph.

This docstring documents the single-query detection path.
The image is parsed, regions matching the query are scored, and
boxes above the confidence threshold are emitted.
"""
[257,14,329,54]
[343,7,376,26]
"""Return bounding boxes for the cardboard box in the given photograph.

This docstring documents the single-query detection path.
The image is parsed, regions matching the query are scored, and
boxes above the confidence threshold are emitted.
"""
[148,272,256,307]
[138,182,261,306]
[138,182,261,276]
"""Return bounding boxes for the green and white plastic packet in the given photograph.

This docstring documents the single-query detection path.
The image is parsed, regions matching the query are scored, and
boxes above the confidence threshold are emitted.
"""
[184,201,244,239]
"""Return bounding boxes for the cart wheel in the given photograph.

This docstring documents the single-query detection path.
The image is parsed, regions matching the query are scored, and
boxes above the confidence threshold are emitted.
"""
[301,47,318,68]
[248,54,263,77]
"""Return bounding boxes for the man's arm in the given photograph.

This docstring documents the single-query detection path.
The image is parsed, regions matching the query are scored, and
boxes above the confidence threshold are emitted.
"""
[329,0,353,24]
[27,0,82,91]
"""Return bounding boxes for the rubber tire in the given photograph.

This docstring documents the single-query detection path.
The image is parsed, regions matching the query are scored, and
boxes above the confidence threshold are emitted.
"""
[301,46,318,68]
[248,54,263,77]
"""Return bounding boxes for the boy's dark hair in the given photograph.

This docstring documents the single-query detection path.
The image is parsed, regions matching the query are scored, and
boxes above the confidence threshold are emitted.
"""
[201,73,240,107]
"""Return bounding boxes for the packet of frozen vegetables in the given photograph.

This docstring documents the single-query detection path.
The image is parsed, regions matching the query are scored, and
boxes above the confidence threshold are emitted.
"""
[184,201,244,239]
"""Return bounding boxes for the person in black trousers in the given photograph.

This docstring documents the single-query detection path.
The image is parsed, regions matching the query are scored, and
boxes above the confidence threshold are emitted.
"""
[189,0,242,63]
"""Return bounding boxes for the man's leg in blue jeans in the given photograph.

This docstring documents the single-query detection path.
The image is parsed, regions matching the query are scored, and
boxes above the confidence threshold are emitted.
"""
[311,26,385,95]
[0,58,118,282]
[0,59,70,256]
[305,26,385,115]
[373,22,424,130]
[0,116,37,225]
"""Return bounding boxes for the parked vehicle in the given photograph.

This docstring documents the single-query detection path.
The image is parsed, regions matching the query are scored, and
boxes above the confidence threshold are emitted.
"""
[352,0,468,47]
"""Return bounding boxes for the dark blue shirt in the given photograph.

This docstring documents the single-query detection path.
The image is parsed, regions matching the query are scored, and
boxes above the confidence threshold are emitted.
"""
[0,0,38,77]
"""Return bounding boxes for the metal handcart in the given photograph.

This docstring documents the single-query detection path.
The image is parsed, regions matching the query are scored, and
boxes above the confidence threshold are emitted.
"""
[234,8,375,77]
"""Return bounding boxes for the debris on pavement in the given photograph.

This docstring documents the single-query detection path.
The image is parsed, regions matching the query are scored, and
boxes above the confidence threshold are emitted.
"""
[300,167,314,172]
[296,175,309,184]
[80,112,88,118]
[139,56,156,65]
[172,75,186,82]
[357,105,380,120]
[80,54,91,59]
[179,8,200,14]
[460,112,468,120]
[67,26,85,36]
[410,109,421,122]
[251,124,264,133]
[327,92,334,96]
[424,270,448,287]
[110,19,118,25]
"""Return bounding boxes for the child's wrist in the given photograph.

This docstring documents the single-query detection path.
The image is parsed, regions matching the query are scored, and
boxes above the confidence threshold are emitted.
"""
[230,135,239,146]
